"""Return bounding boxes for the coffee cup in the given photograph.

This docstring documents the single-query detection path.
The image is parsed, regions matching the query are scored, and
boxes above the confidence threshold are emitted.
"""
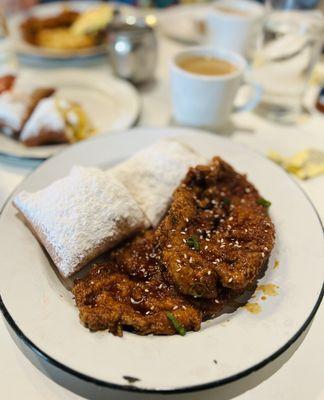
[170,47,261,130]
[206,0,264,59]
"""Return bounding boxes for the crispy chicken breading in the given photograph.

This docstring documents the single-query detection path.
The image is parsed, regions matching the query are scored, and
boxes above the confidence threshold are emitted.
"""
[158,157,275,298]
[73,157,275,336]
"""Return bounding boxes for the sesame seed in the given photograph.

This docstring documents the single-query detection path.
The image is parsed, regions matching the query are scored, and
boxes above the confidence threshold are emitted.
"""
[207,270,211,275]
[204,245,208,250]
[176,259,181,263]
[167,244,172,248]
[185,218,189,222]
[228,277,233,283]
[189,257,193,263]
[144,289,149,293]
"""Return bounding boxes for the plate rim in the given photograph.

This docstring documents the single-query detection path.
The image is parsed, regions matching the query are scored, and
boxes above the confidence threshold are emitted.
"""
[0,128,323,394]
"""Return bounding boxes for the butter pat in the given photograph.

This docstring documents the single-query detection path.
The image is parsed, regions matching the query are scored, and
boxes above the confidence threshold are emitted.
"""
[268,149,324,180]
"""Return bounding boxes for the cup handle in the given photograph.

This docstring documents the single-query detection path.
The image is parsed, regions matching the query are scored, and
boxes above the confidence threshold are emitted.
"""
[234,81,263,113]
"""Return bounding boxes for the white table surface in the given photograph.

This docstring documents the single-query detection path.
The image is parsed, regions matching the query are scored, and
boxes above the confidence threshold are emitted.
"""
[0,33,323,400]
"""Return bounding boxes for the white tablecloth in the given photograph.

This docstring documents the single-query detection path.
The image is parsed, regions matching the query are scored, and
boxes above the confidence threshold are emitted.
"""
[0,35,323,400]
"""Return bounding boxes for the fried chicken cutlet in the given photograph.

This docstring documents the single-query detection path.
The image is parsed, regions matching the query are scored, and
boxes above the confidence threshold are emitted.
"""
[158,157,275,298]
[73,157,275,336]
[73,232,202,336]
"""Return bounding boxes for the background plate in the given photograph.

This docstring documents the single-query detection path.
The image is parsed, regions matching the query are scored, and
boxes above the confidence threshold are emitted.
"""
[0,69,140,160]
[0,127,323,393]
[9,1,138,60]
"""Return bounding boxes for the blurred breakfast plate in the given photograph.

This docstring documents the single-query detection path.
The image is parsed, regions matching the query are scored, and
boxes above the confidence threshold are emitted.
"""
[8,1,139,60]
[0,127,323,395]
[158,4,212,44]
[0,69,140,160]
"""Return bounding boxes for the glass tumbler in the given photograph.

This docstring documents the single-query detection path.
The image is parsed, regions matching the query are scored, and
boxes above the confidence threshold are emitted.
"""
[251,0,324,123]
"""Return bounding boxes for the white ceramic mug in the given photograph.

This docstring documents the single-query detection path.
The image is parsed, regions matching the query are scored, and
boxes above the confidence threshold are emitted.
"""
[170,47,261,130]
[206,0,264,59]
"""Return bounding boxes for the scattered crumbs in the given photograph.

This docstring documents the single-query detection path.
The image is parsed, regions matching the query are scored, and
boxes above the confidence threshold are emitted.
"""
[261,296,267,301]
[274,260,279,269]
[123,376,140,384]
[244,303,261,314]
[257,284,279,296]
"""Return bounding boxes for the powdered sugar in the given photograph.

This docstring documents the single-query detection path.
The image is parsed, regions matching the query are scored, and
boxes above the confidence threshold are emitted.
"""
[13,166,147,277]
[0,90,31,135]
[20,97,67,142]
[111,140,206,226]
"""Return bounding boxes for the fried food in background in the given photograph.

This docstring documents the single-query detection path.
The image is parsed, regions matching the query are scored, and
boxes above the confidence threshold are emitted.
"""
[20,96,94,146]
[0,85,54,138]
[20,5,114,51]
[0,75,16,94]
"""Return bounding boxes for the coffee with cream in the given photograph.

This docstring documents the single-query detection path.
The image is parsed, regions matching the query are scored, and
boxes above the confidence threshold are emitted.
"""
[177,56,237,76]
[215,5,250,17]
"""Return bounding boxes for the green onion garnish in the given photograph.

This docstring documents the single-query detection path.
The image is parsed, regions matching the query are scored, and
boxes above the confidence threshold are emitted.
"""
[256,198,271,208]
[186,235,200,251]
[166,312,186,336]
[222,197,230,206]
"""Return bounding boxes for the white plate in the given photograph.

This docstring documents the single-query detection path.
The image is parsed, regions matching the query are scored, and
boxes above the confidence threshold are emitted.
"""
[158,4,211,44]
[9,1,138,60]
[0,69,140,160]
[0,127,323,394]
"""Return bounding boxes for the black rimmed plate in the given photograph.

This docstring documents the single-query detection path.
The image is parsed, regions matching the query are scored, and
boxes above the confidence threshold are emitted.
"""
[0,127,323,394]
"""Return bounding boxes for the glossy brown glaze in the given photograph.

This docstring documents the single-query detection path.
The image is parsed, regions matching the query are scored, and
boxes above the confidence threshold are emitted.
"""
[73,157,275,336]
